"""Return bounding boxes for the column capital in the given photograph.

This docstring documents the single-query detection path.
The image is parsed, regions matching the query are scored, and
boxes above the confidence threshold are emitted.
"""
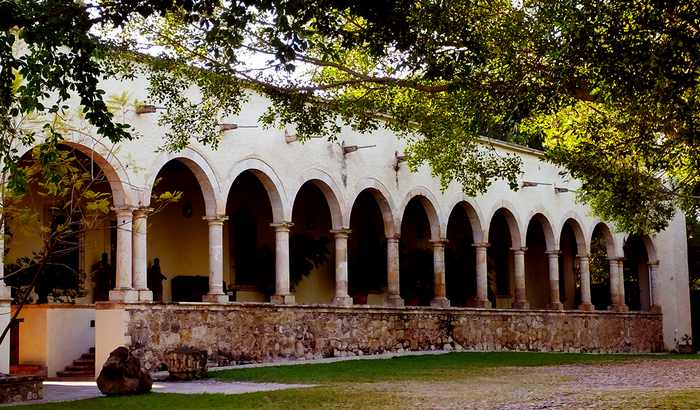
[472,242,490,248]
[133,207,154,218]
[648,260,660,267]
[270,221,294,232]
[330,228,352,238]
[545,250,561,257]
[576,253,590,259]
[203,215,228,225]
[511,247,527,254]
[607,257,624,262]
[430,239,447,247]
[386,234,400,242]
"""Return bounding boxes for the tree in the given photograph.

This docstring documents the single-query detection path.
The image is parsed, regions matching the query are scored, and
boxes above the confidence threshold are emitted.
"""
[3,0,699,237]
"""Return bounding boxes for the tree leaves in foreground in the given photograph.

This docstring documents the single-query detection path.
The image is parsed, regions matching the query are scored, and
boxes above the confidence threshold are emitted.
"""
[4,0,699,233]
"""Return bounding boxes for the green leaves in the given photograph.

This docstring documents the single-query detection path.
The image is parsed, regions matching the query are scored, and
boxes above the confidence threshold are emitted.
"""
[5,0,699,234]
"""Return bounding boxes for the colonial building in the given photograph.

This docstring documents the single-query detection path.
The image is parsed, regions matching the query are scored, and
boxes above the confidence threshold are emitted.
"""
[0,74,692,376]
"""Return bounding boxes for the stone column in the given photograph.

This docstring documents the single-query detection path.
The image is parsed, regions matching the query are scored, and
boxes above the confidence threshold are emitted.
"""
[546,250,563,310]
[608,257,620,309]
[132,207,153,302]
[430,240,450,307]
[577,254,594,311]
[649,261,662,313]
[617,258,628,311]
[331,228,353,306]
[202,215,229,303]
[512,248,529,309]
[0,222,11,374]
[473,242,490,308]
[386,236,404,307]
[270,222,295,304]
[109,207,138,302]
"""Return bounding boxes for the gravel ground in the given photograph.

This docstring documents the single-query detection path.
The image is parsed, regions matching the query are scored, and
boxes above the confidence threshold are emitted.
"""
[496,360,700,410]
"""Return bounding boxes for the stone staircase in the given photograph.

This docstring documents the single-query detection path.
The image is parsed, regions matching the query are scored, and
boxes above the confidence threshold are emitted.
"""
[56,348,95,379]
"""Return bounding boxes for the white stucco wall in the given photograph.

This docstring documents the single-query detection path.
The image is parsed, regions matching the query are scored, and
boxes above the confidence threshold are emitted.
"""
[10,74,692,351]
[0,301,10,374]
[14,306,95,377]
[46,309,95,377]
[95,307,130,377]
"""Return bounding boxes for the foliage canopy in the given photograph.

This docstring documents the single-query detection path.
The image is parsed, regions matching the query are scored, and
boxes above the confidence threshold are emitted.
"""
[3,0,699,233]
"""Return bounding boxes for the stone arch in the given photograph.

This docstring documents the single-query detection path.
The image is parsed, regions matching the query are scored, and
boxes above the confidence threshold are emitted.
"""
[590,222,618,258]
[145,147,223,216]
[443,197,485,243]
[397,187,442,240]
[351,178,397,237]
[292,168,346,229]
[226,156,289,223]
[526,210,557,251]
[18,140,135,208]
[486,202,523,249]
[637,234,658,263]
[559,213,588,255]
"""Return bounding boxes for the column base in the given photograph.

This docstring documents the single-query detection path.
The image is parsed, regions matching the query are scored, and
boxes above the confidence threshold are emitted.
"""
[109,289,139,302]
[430,297,450,308]
[650,304,662,313]
[202,293,229,303]
[475,299,491,308]
[271,294,296,304]
[332,295,353,306]
[512,301,529,309]
[137,289,153,302]
[608,304,629,312]
[385,294,404,307]
[578,302,595,312]
[0,286,11,301]
[548,302,564,310]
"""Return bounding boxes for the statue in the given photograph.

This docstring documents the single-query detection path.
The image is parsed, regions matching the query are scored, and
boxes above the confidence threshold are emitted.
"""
[147,258,167,302]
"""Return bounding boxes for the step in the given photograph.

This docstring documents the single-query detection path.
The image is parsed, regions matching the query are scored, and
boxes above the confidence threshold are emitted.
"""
[56,370,94,378]
[89,347,95,354]
[73,359,95,366]
[66,365,93,372]
[80,353,95,360]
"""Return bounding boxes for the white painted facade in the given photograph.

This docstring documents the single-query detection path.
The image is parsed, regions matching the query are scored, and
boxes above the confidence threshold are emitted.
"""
[0,73,692,366]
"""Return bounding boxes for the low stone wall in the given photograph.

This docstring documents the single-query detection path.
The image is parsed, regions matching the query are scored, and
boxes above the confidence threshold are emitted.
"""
[0,375,43,404]
[113,303,664,371]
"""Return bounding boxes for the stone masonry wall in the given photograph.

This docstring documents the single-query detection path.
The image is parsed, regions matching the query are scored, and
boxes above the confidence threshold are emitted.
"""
[0,375,43,404]
[121,303,664,371]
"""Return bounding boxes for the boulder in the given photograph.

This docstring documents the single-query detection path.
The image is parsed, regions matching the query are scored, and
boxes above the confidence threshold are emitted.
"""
[164,347,208,380]
[97,347,152,396]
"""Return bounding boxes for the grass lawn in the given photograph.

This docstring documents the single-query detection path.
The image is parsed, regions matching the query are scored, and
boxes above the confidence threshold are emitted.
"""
[211,351,696,383]
[17,352,700,410]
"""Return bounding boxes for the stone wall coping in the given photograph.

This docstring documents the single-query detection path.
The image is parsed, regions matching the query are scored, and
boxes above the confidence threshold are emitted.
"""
[0,375,44,384]
[12,303,96,311]
[96,301,662,318]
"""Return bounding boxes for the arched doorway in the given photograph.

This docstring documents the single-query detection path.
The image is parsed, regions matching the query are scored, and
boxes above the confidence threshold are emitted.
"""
[623,234,653,311]
[148,160,210,302]
[5,144,118,304]
[399,197,435,306]
[225,171,276,302]
[525,216,551,309]
[559,219,587,309]
[590,223,614,310]
[348,190,388,305]
[290,181,334,304]
[445,204,476,307]
[487,209,521,308]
